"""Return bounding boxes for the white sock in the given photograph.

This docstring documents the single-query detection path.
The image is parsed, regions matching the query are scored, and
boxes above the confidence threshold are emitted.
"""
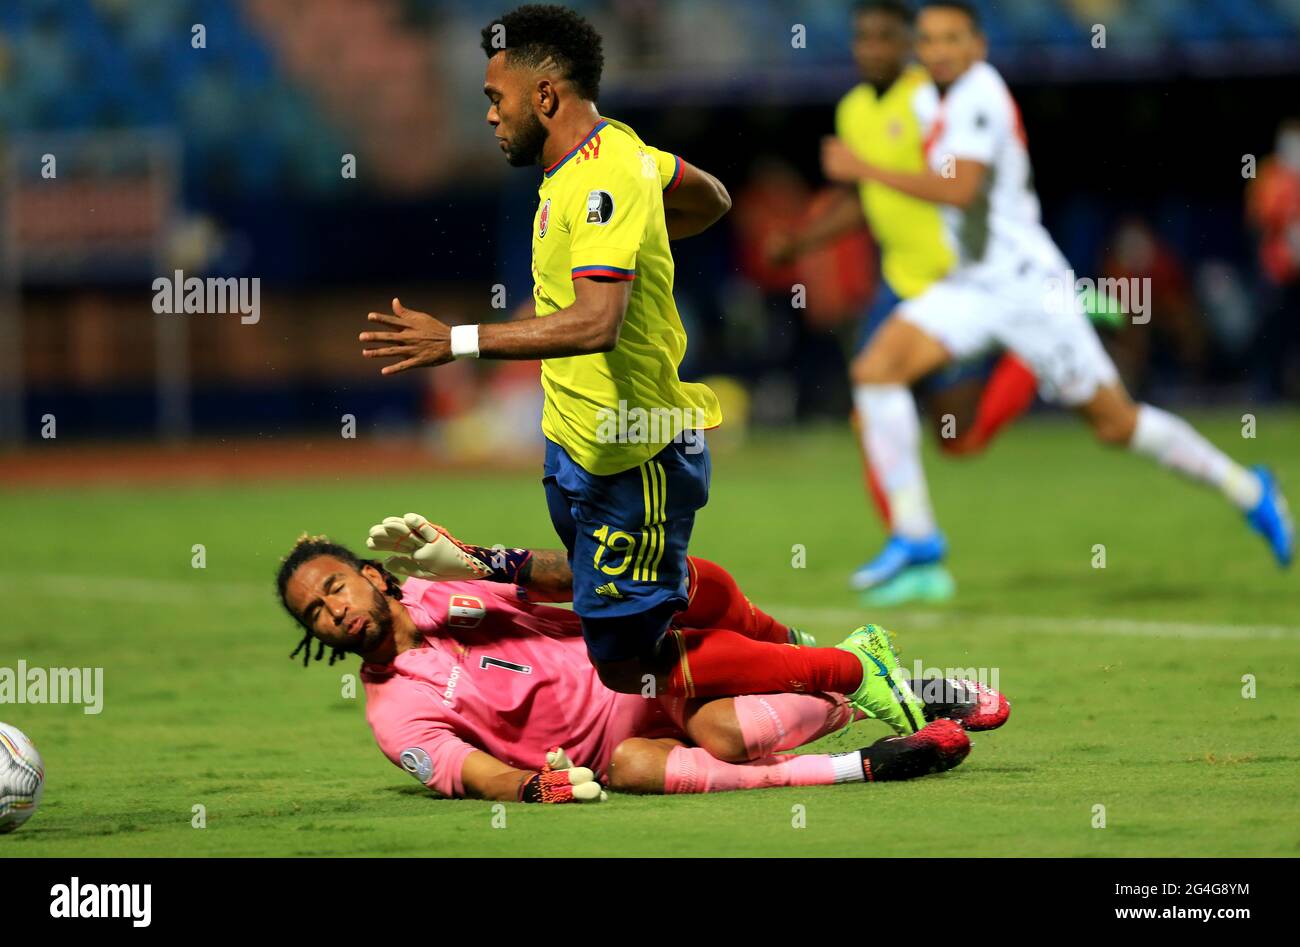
[829,750,867,783]
[853,384,937,538]
[1129,404,1261,511]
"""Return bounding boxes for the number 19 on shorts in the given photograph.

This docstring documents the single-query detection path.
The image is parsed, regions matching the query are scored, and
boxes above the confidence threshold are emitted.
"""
[591,523,665,581]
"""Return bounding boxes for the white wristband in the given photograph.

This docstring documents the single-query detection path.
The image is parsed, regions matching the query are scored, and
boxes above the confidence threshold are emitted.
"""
[450,324,480,359]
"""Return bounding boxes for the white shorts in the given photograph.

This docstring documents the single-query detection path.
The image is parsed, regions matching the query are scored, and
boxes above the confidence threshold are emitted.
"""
[897,265,1120,406]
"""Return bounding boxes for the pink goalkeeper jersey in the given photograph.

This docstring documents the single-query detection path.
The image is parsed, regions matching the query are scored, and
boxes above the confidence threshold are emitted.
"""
[361,578,678,798]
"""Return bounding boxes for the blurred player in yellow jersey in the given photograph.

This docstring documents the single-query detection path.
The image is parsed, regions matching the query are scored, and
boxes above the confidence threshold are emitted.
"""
[769,0,1037,602]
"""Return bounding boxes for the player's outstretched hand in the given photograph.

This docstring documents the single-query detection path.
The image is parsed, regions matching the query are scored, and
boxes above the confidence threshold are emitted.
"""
[360,298,453,375]
[365,513,493,581]
[821,135,871,184]
[519,747,608,804]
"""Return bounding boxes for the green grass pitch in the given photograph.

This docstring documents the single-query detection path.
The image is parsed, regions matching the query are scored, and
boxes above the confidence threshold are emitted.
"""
[2,411,1298,856]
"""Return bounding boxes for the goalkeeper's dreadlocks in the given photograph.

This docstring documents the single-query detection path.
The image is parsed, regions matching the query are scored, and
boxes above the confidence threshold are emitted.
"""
[277,534,403,667]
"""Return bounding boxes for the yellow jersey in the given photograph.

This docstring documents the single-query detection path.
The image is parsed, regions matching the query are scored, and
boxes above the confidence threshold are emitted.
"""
[835,65,955,298]
[531,117,720,476]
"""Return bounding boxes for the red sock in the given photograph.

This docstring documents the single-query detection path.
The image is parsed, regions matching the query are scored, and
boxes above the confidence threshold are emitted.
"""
[677,557,790,644]
[663,627,862,699]
[948,354,1036,455]
[852,408,892,527]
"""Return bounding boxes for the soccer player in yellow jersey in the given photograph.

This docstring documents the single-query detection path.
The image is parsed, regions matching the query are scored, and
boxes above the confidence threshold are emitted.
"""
[357,5,938,739]
[769,0,1037,600]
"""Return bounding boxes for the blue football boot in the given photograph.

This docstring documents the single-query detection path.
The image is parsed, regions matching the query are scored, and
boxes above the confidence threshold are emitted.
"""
[1246,465,1293,567]
[850,532,947,591]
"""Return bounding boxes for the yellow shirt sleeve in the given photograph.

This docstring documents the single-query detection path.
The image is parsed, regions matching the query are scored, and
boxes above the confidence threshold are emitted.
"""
[565,157,657,281]
[834,91,851,140]
[642,144,685,193]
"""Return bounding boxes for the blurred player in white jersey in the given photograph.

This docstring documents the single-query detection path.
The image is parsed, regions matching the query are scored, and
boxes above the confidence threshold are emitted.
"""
[768,0,1040,603]
[821,0,1293,584]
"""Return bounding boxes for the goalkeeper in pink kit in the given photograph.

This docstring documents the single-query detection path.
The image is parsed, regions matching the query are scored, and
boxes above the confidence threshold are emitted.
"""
[276,515,1006,803]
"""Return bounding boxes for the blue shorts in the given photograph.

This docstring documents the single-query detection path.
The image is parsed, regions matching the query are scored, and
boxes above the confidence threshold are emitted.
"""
[543,437,711,664]
[855,277,998,394]
[854,277,906,354]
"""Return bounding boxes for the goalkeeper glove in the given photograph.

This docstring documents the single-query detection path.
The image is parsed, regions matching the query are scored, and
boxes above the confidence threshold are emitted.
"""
[518,747,608,804]
[366,513,530,582]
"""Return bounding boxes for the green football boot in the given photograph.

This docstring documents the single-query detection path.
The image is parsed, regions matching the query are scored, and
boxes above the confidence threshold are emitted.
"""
[1080,285,1126,331]
[859,563,956,608]
[787,627,818,647]
[836,624,926,736]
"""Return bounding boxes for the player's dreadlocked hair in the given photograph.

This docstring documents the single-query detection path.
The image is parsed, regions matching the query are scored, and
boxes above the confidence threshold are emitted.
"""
[480,4,605,101]
[276,534,403,668]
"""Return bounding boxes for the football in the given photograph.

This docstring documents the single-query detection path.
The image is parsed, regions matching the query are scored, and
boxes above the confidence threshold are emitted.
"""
[0,722,45,834]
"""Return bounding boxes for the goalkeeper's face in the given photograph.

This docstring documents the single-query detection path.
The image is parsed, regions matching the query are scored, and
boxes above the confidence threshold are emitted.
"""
[284,555,396,656]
